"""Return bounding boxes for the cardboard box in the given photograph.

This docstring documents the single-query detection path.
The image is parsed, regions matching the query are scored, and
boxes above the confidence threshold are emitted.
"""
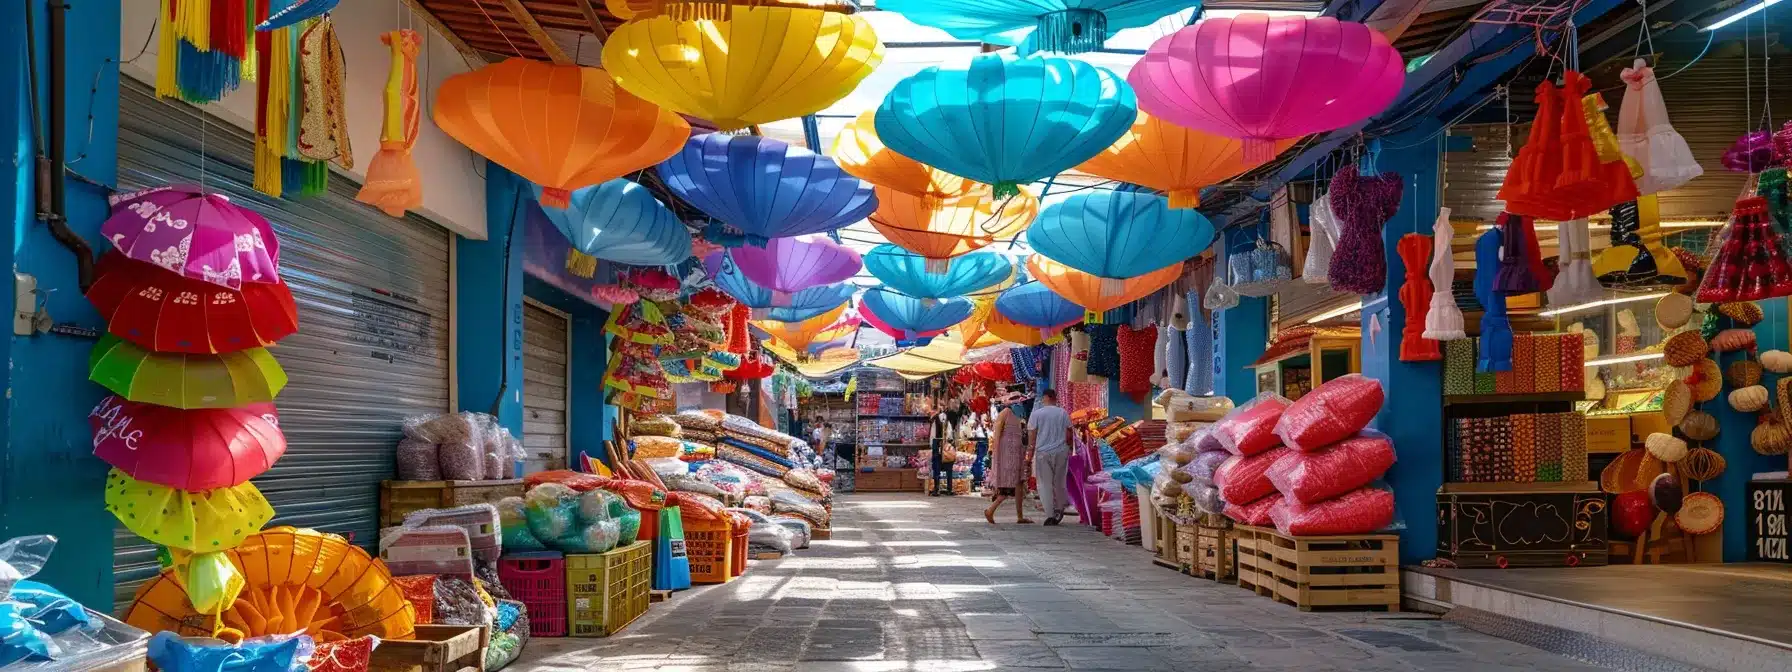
[1585,415,1632,454]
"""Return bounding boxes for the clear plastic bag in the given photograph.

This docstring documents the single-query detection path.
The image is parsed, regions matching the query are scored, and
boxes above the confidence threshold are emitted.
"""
[1272,374,1384,452]
[523,484,581,542]
[496,497,546,552]
[1265,430,1396,505]
[397,438,441,481]
[1212,392,1292,456]
[1268,486,1396,536]
[1213,446,1291,506]
[577,489,622,525]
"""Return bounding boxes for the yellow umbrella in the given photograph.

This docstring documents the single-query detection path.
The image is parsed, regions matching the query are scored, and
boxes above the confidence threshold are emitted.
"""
[753,304,853,352]
[603,7,883,131]
[105,468,273,553]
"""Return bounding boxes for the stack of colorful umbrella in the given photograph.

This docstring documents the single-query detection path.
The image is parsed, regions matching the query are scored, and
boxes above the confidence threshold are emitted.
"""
[87,185,301,618]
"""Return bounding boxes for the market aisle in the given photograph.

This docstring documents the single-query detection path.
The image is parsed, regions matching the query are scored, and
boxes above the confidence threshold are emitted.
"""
[511,493,1607,672]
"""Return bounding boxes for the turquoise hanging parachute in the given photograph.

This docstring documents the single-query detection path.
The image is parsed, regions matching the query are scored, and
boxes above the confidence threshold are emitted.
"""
[863,245,1011,301]
[875,54,1138,198]
[1026,190,1214,279]
[877,0,1202,54]
[705,252,855,322]
[529,179,694,276]
[859,288,974,340]
[995,282,1084,329]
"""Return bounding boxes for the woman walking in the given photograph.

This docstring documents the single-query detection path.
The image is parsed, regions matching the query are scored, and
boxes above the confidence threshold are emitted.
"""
[984,393,1034,524]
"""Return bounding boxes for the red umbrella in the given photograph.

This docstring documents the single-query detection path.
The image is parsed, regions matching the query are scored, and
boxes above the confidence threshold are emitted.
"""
[971,360,1013,382]
[90,395,285,490]
[87,254,299,354]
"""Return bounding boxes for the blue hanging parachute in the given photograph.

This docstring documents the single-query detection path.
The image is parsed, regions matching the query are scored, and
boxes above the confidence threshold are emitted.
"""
[657,133,877,246]
[529,179,694,275]
[705,252,855,322]
[875,54,1138,198]
[859,288,974,340]
[995,282,1084,328]
[863,245,1012,300]
[877,0,1202,54]
[1026,190,1214,279]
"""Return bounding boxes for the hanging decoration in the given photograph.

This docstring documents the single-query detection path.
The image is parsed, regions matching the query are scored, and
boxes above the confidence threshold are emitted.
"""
[91,397,285,491]
[87,254,299,355]
[727,236,864,305]
[986,311,1051,346]
[295,18,351,168]
[754,304,855,352]
[1422,208,1466,341]
[705,252,856,320]
[1473,227,1512,372]
[955,295,1001,348]
[1130,15,1404,159]
[1396,235,1440,362]
[603,7,883,131]
[605,0,862,20]
[250,8,346,198]
[104,186,282,290]
[1326,164,1404,295]
[434,59,690,208]
[155,0,255,104]
[875,54,1138,198]
[869,186,1039,270]
[1723,131,1776,173]
[1548,218,1603,306]
[658,134,877,245]
[257,0,338,31]
[1499,74,1639,221]
[863,246,1011,300]
[357,29,423,217]
[860,300,949,346]
[859,289,974,341]
[530,179,694,276]
[1697,197,1792,302]
[1076,112,1296,208]
[1027,255,1180,314]
[833,111,974,202]
[1302,193,1340,284]
[994,282,1084,336]
[1593,197,1687,286]
[1616,58,1702,194]
[1494,212,1553,296]
[877,0,1200,54]
[1026,191,1214,291]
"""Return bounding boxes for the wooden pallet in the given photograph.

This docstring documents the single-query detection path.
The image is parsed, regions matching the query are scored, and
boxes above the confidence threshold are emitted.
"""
[1175,527,1198,575]
[1233,525,1400,612]
[1193,522,1236,582]
[810,527,832,541]
[370,624,488,672]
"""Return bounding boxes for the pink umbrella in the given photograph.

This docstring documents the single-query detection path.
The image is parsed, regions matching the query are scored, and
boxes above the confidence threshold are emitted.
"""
[727,236,862,306]
[103,185,282,289]
[1128,15,1404,160]
[90,395,285,491]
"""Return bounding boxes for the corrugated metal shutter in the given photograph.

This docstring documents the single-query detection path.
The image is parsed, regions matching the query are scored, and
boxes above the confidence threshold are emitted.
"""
[111,79,452,605]
[1444,58,1792,224]
[521,301,570,474]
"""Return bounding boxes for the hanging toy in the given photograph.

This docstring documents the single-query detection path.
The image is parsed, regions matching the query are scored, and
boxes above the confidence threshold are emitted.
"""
[1422,207,1466,341]
[1396,234,1441,362]
[357,30,423,217]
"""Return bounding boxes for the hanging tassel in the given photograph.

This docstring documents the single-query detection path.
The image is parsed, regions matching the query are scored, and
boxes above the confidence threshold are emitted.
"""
[155,0,181,99]
[1098,276,1126,298]
[211,0,247,61]
[1035,9,1106,54]
[1167,189,1200,209]
[175,41,241,104]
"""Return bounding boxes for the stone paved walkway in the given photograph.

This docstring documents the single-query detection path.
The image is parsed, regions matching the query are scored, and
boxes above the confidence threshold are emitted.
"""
[511,493,1610,671]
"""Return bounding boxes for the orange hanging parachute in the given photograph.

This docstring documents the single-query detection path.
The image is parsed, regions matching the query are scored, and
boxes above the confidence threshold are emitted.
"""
[985,311,1063,346]
[753,304,853,352]
[433,59,690,209]
[357,30,423,217]
[124,527,417,643]
[870,186,1038,269]
[606,0,859,20]
[1075,112,1298,208]
[833,111,974,201]
[1027,255,1181,314]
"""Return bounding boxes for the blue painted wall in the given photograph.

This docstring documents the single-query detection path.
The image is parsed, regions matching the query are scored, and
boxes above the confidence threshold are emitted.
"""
[1215,227,1268,405]
[1716,297,1789,561]
[2,0,122,608]
[522,275,613,470]
[459,166,528,436]
[1359,129,1445,566]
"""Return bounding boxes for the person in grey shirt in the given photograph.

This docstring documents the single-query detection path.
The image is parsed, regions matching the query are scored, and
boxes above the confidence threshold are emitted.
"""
[1026,389,1074,525]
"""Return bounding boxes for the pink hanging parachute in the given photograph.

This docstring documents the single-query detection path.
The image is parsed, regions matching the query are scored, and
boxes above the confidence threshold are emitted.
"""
[726,236,863,307]
[1128,15,1405,159]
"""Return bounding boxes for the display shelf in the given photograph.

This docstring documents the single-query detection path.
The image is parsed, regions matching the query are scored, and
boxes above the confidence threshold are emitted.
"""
[1443,391,1587,406]
[858,414,931,419]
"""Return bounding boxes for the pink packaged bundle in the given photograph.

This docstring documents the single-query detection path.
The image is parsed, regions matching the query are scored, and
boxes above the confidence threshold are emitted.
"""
[1212,393,1291,456]
[1265,431,1396,504]
[1267,487,1395,536]
[1273,374,1385,451]
[1213,446,1290,505]
[1224,492,1281,526]
[1193,427,1226,454]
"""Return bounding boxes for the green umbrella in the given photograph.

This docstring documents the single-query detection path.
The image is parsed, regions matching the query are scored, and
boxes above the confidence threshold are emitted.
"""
[90,335,287,409]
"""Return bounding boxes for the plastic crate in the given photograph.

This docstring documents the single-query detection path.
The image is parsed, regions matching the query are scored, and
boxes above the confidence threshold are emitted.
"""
[684,518,733,584]
[567,541,653,637]
[729,526,748,577]
[498,552,567,637]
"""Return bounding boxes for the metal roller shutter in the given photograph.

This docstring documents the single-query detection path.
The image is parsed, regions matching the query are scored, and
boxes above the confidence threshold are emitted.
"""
[521,300,570,474]
[111,79,452,605]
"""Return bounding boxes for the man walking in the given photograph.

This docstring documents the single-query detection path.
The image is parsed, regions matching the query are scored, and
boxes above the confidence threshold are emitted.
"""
[1026,389,1074,525]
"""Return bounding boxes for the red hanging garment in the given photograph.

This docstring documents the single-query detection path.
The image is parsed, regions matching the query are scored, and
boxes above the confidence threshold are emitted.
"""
[1498,82,1565,218]
[1549,71,1639,219]
[1397,234,1442,362]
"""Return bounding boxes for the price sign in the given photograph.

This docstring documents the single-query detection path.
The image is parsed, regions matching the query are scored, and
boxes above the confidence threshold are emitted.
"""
[1747,481,1792,563]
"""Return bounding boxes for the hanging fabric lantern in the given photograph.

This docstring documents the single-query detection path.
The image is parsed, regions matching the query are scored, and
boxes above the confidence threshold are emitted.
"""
[727,236,863,305]
[986,311,1051,346]
[863,245,1011,300]
[754,304,853,352]
[1076,112,1296,208]
[1129,15,1404,160]
[995,282,1084,333]
[1026,191,1214,294]
[1027,255,1180,313]
[876,54,1138,198]
[860,299,949,346]
[529,179,694,277]
[705,252,856,320]
[833,111,974,201]
[955,295,1000,348]
[869,186,1038,270]
[357,30,424,217]
[434,59,690,209]
[658,133,877,245]
[605,0,861,20]
[859,288,973,341]
[878,0,1199,54]
[602,7,883,131]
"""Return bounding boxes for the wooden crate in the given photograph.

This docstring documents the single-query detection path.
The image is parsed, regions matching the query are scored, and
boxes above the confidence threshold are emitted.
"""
[1193,522,1235,581]
[370,624,488,671]
[1234,526,1400,612]
[1153,514,1180,568]
[380,480,524,527]
[1174,528,1198,574]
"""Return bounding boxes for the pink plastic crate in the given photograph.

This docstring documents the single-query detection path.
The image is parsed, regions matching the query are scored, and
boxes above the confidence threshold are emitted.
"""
[500,553,567,637]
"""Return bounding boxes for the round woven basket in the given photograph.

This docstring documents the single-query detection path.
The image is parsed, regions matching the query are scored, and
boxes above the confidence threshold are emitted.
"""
[1600,449,1664,494]
[1655,293,1695,329]
[1663,331,1709,367]
[1676,492,1725,535]
[1663,381,1693,425]
[1690,360,1723,402]
[1729,359,1764,387]
[1681,447,1727,481]
[1718,301,1764,326]
[1678,411,1719,442]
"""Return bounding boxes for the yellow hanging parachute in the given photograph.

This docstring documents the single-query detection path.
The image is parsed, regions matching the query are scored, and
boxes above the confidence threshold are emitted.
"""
[602,7,884,131]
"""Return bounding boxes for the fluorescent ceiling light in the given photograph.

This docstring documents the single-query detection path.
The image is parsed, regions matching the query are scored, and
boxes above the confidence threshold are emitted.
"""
[1306,300,1363,324]
[1537,292,1668,317]
[1703,0,1783,31]
[1585,352,1664,367]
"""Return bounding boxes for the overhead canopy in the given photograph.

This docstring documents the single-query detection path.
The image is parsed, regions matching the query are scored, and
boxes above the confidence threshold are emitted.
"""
[864,332,974,376]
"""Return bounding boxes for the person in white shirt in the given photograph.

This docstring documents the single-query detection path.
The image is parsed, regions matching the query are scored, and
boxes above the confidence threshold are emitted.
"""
[1025,389,1074,525]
